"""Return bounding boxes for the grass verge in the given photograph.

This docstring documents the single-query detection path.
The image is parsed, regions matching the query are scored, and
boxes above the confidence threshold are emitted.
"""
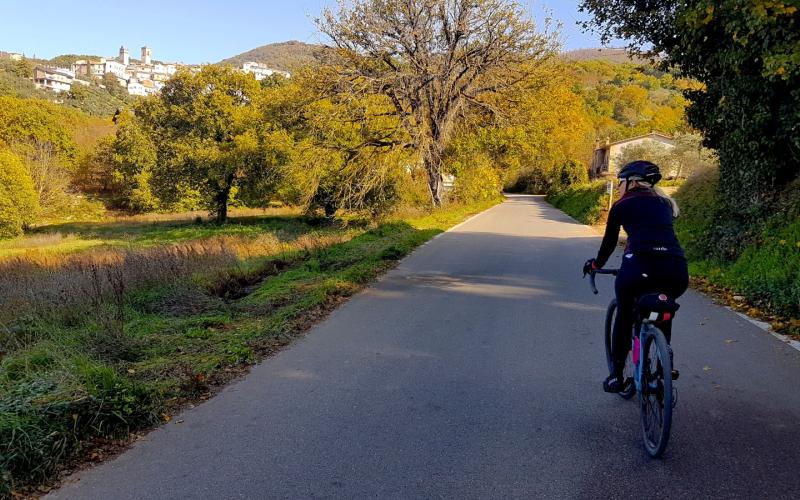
[0,198,500,496]
[545,181,609,226]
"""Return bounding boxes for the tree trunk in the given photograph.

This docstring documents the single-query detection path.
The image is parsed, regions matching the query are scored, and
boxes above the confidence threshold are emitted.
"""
[423,143,445,207]
[214,189,229,223]
[213,180,233,223]
[428,170,443,207]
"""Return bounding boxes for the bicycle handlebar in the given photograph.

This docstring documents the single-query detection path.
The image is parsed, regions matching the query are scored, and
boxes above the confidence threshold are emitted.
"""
[588,268,618,295]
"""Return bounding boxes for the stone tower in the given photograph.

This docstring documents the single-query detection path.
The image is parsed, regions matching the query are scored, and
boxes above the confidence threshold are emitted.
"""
[119,46,129,66]
[141,46,152,65]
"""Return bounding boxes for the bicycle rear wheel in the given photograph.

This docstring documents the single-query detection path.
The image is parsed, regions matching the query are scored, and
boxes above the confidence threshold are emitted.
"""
[604,299,635,399]
[639,325,673,457]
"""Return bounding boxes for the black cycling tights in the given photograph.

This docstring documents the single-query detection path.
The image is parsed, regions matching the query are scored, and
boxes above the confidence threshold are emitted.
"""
[612,253,689,375]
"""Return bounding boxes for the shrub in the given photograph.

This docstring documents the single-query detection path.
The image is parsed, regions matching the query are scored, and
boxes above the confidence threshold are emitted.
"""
[0,150,39,238]
[451,155,503,204]
[546,181,608,225]
[552,159,589,192]
[673,168,723,260]
[676,171,800,318]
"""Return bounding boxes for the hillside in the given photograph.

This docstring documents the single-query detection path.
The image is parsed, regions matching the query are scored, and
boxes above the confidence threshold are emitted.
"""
[562,47,647,64]
[221,40,322,71]
[0,57,128,116]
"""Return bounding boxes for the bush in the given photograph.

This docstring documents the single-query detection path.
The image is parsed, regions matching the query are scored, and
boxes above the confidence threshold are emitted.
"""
[676,171,800,318]
[0,150,39,238]
[552,159,589,192]
[546,181,608,224]
[673,168,723,260]
[451,155,502,204]
[723,216,800,317]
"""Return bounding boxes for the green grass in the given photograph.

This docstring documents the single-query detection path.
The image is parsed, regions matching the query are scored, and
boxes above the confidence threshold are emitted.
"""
[545,181,609,225]
[673,171,800,323]
[0,208,314,260]
[0,198,500,495]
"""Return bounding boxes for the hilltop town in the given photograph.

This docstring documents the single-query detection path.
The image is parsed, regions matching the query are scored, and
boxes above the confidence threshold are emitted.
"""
[19,45,289,96]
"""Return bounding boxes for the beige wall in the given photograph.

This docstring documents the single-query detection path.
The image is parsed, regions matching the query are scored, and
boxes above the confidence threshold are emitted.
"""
[608,136,675,173]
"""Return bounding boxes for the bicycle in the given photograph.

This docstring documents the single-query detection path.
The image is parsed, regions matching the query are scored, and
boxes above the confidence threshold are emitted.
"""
[589,268,680,458]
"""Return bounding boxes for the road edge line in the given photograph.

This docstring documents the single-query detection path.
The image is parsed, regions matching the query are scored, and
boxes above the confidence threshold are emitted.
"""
[727,307,800,353]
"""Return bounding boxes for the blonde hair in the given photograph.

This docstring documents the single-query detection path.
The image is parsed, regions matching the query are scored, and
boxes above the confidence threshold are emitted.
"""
[626,180,680,217]
[653,186,680,218]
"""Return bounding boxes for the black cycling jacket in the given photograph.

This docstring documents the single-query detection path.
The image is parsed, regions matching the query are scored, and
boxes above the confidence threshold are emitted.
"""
[594,187,685,268]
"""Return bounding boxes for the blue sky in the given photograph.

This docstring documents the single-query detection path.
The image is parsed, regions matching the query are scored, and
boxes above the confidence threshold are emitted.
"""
[0,0,612,63]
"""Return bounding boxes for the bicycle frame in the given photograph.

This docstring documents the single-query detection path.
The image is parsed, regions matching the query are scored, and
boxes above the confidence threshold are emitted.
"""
[631,321,652,394]
[589,267,677,457]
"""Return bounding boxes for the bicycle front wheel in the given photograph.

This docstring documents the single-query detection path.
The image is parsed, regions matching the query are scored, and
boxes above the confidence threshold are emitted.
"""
[604,299,635,400]
[639,325,673,458]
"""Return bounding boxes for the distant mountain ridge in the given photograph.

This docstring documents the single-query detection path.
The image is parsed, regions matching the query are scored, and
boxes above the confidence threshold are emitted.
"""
[221,41,322,71]
[224,42,647,71]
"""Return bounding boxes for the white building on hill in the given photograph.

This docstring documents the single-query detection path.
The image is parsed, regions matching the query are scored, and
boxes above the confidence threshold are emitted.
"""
[241,61,290,80]
[104,59,129,80]
[56,46,292,97]
[126,79,146,96]
[33,66,75,93]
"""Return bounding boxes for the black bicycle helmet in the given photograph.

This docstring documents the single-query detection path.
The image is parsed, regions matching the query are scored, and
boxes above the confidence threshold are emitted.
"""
[617,160,662,185]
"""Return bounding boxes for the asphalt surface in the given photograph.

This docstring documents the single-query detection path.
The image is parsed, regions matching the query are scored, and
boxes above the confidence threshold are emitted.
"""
[52,195,800,499]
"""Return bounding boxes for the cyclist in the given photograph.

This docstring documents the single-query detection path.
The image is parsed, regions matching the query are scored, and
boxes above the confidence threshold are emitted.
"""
[582,160,689,393]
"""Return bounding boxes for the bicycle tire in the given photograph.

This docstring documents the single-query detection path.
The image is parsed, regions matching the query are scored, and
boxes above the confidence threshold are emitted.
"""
[604,299,636,400]
[639,325,673,458]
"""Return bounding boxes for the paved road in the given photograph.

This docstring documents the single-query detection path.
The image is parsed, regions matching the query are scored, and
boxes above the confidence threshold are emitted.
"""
[53,195,800,499]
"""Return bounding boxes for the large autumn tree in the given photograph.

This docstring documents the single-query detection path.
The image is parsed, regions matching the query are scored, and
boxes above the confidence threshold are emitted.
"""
[318,0,559,206]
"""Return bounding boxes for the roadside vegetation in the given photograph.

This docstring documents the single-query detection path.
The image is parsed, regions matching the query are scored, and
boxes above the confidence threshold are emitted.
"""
[0,199,498,494]
[548,1,800,337]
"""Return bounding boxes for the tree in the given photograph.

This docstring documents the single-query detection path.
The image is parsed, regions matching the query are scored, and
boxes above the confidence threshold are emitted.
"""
[0,149,39,238]
[102,72,128,101]
[0,96,78,163]
[0,96,80,216]
[580,0,800,250]
[107,112,159,212]
[266,67,413,216]
[135,66,282,221]
[318,0,559,206]
[446,59,592,194]
[11,57,33,79]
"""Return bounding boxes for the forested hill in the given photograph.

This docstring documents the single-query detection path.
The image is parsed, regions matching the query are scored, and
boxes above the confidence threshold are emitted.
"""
[562,47,646,64]
[220,41,322,70]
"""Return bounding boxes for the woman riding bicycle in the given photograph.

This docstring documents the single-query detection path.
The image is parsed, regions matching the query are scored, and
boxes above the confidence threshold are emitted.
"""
[583,160,689,393]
